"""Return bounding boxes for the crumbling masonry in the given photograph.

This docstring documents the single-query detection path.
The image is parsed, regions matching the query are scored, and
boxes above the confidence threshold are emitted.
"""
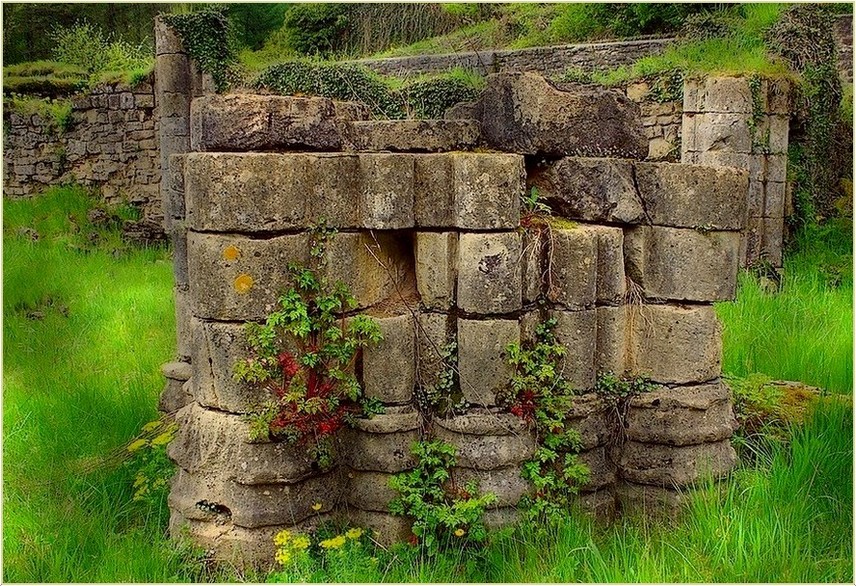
[156,21,746,567]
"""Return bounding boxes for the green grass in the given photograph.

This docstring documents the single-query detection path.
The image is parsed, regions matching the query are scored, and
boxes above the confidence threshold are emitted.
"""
[2,187,852,582]
[716,220,853,393]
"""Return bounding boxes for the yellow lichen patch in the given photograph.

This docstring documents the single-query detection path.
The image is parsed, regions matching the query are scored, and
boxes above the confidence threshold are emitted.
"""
[222,245,241,261]
[234,274,254,294]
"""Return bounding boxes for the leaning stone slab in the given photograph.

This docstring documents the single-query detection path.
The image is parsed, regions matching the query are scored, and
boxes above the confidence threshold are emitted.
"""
[618,439,737,487]
[624,226,741,302]
[625,381,739,446]
[457,318,519,407]
[527,157,645,224]
[362,314,416,405]
[190,94,368,152]
[457,232,522,314]
[168,403,315,485]
[628,304,722,385]
[434,413,536,470]
[634,162,748,230]
[463,72,647,158]
[343,119,479,152]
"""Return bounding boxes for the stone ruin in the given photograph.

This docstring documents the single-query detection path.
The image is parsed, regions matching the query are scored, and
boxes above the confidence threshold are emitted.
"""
[157,61,747,566]
[152,9,748,568]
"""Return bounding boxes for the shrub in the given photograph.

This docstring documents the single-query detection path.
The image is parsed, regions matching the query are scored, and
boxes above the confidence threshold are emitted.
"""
[281,3,350,57]
[398,75,481,119]
[162,8,235,92]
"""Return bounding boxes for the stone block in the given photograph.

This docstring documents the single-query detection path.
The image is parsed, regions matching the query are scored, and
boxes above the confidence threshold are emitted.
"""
[155,16,185,55]
[415,232,457,309]
[164,153,186,221]
[574,488,616,517]
[160,115,190,137]
[306,155,362,228]
[168,404,316,485]
[415,312,453,393]
[692,112,752,153]
[564,393,613,449]
[626,381,738,446]
[696,151,765,183]
[414,154,454,227]
[593,226,626,305]
[647,137,675,161]
[452,466,532,507]
[136,93,155,109]
[345,425,420,474]
[434,413,536,470]
[457,319,518,406]
[324,231,414,310]
[617,482,682,517]
[119,92,135,109]
[362,314,416,404]
[453,153,523,229]
[747,179,764,217]
[475,72,648,158]
[764,181,786,218]
[634,162,748,230]
[521,229,545,303]
[577,446,617,492]
[158,92,190,119]
[760,217,784,267]
[174,285,192,361]
[169,467,339,528]
[483,507,521,529]
[618,439,737,487]
[162,361,192,381]
[345,470,400,512]
[628,305,722,385]
[528,157,645,224]
[190,94,351,152]
[595,306,628,376]
[624,226,741,302]
[186,232,310,322]
[343,119,479,152]
[160,377,193,415]
[547,227,597,310]
[344,510,413,546]
[456,232,522,314]
[701,77,753,114]
[549,309,597,391]
[358,154,415,229]
[765,153,787,183]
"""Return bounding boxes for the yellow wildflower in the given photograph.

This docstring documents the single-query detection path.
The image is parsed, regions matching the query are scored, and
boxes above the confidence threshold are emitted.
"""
[345,527,364,540]
[141,420,161,433]
[127,439,148,453]
[311,502,323,511]
[319,535,346,549]
[273,530,292,546]
[275,548,292,566]
[292,535,311,550]
[454,528,466,537]
[150,431,174,447]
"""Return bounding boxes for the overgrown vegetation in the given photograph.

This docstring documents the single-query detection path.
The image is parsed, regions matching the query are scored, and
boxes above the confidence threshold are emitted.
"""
[161,8,235,92]
[3,94,73,134]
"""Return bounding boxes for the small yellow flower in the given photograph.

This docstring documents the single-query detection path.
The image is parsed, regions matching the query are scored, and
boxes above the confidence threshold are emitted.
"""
[292,535,311,550]
[345,527,363,540]
[141,420,161,433]
[275,548,292,566]
[273,530,292,546]
[319,535,346,549]
[454,528,466,537]
[150,431,174,447]
[311,502,323,511]
[127,439,148,453]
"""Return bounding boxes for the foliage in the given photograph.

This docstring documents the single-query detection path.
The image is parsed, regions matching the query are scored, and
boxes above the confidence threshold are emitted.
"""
[414,341,469,417]
[389,441,497,551]
[594,371,659,403]
[397,73,480,122]
[235,223,382,468]
[280,3,350,57]
[51,20,152,76]
[162,8,235,92]
[3,95,74,134]
[124,418,177,506]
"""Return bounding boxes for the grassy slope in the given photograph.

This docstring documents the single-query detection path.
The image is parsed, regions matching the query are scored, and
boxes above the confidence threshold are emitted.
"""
[2,188,852,582]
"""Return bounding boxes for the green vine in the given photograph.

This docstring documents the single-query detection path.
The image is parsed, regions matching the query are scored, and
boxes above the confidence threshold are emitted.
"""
[388,440,497,551]
[415,341,470,417]
[747,73,770,154]
[234,222,383,468]
[162,8,235,92]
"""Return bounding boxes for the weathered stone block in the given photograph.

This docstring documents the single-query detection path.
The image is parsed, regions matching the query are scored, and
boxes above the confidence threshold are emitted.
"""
[760,216,784,267]
[414,154,454,227]
[634,162,748,230]
[169,404,317,486]
[434,413,536,470]
[692,112,752,153]
[549,309,597,390]
[577,446,617,492]
[453,154,523,229]
[763,181,786,219]
[344,119,479,152]
[528,157,645,224]
[415,312,453,393]
[186,232,310,322]
[629,304,721,384]
[766,153,787,183]
[306,155,362,228]
[747,178,764,217]
[359,154,415,229]
[344,510,413,546]
[345,470,400,512]
[700,77,753,114]
[626,381,738,446]
[162,360,191,381]
[595,306,628,378]
[547,227,597,310]
[474,72,648,158]
[483,507,521,529]
[618,439,737,487]
[452,466,531,507]
[593,226,626,305]
[160,378,193,415]
[155,16,185,55]
[457,232,522,314]
[617,482,682,517]
[174,285,192,362]
[415,232,457,309]
[457,319,518,406]
[574,488,616,517]
[363,314,416,404]
[521,229,545,303]
[624,226,741,302]
[564,393,612,449]
[345,423,420,474]
[696,151,765,183]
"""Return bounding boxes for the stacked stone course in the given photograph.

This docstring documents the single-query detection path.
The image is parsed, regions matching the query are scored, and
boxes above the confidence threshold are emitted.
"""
[160,68,745,567]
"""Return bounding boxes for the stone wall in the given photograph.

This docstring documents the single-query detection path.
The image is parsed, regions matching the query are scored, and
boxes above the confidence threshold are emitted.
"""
[2,80,161,228]
[681,76,791,267]
[352,37,673,78]
[623,82,683,162]
[159,67,745,567]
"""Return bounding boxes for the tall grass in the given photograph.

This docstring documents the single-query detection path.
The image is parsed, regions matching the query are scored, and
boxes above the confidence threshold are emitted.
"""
[716,220,853,393]
[2,186,184,582]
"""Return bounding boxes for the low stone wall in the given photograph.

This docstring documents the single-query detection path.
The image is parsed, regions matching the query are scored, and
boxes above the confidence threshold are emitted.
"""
[3,80,161,228]
[159,69,745,567]
[622,82,683,162]
[353,37,673,78]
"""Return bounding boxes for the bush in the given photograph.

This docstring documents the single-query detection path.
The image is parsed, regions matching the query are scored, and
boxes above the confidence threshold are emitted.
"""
[398,75,480,119]
[50,20,152,76]
[281,3,350,57]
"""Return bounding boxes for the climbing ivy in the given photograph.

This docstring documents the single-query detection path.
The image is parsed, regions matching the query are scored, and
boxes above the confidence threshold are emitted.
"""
[162,8,235,92]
